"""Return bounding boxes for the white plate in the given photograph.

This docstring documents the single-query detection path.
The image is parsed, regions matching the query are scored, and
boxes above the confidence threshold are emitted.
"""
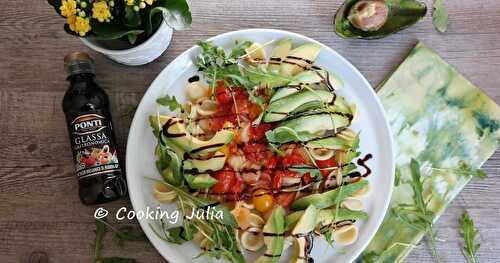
[126,29,395,263]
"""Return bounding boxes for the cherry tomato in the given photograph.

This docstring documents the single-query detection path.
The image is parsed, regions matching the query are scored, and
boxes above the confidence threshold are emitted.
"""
[302,173,313,184]
[215,85,232,104]
[252,189,274,213]
[211,170,235,194]
[264,154,278,170]
[249,124,272,142]
[316,158,337,177]
[272,170,285,190]
[275,192,296,208]
[282,152,307,167]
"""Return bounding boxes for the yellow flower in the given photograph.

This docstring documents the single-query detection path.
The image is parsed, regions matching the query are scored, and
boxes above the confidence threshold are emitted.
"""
[92,1,111,23]
[67,15,77,32]
[60,0,77,17]
[75,16,91,36]
[126,0,135,6]
[145,0,155,5]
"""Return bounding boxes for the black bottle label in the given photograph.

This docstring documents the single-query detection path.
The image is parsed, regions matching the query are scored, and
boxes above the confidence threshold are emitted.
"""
[69,112,121,179]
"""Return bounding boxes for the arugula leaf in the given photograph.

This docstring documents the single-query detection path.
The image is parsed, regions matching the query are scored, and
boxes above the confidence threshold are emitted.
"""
[433,0,449,33]
[156,95,182,111]
[392,159,441,262]
[457,161,487,179]
[460,211,481,263]
[112,226,148,248]
[92,219,107,262]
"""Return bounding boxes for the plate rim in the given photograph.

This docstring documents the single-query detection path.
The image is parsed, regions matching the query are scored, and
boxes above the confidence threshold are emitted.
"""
[126,28,395,263]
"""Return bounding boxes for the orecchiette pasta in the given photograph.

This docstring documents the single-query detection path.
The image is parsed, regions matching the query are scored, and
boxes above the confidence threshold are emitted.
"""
[152,182,177,203]
[186,81,210,102]
[333,224,358,245]
[240,227,265,251]
[196,98,217,116]
[310,147,335,161]
[340,197,364,211]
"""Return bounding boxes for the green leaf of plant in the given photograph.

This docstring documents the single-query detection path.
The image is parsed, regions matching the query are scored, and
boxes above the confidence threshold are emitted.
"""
[127,34,138,45]
[433,0,449,33]
[460,211,481,263]
[123,6,142,27]
[91,20,144,41]
[156,95,182,111]
[112,226,147,248]
[151,0,192,31]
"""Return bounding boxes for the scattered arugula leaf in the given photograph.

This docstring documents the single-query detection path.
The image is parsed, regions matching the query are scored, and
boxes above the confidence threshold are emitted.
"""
[391,159,441,262]
[112,226,148,248]
[92,219,107,262]
[431,161,487,179]
[460,211,481,263]
[156,95,182,111]
[92,219,145,263]
[433,0,449,33]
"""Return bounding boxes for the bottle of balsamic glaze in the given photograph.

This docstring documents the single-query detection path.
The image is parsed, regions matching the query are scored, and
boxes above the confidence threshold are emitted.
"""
[62,52,127,205]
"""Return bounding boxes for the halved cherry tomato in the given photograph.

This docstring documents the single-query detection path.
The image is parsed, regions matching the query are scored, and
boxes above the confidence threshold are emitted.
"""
[253,189,274,213]
[215,85,232,104]
[316,158,337,177]
[275,192,296,208]
[249,123,272,142]
[211,170,236,194]
[282,152,307,167]
[272,170,285,190]
[302,173,313,184]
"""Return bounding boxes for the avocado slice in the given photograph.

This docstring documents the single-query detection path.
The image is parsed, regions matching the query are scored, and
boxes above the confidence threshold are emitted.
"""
[291,180,368,211]
[286,208,367,231]
[305,135,355,150]
[264,90,335,122]
[253,207,286,263]
[268,39,292,72]
[289,205,319,263]
[280,43,322,76]
[266,113,351,144]
[183,152,226,173]
[270,70,344,103]
[159,116,234,156]
[185,174,218,189]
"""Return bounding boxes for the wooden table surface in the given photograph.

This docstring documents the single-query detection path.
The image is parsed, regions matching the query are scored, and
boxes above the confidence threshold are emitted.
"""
[1,0,499,262]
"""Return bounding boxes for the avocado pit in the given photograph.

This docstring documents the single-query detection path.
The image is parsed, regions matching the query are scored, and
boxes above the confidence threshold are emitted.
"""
[347,0,389,31]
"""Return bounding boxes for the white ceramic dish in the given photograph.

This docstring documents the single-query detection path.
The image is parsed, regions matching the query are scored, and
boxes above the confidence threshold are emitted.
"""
[126,29,395,263]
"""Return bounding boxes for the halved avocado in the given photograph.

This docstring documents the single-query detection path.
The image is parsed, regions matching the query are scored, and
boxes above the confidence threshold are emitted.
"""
[268,39,292,72]
[253,207,286,263]
[159,116,234,156]
[266,113,351,144]
[291,180,368,210]
[280,43,322,76]
[264,90,335,122]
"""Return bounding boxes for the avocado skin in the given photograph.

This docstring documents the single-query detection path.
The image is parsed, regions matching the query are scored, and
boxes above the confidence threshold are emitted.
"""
[291,180,368,211]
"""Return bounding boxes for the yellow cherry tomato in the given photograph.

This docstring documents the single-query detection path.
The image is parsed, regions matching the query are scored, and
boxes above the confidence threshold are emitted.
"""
[252,189,274,213]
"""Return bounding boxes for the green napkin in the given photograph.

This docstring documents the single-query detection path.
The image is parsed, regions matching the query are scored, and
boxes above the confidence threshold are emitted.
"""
[357,42,500,262]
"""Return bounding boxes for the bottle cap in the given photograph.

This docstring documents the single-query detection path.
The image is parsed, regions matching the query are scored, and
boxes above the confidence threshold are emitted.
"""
[64,52,95,76]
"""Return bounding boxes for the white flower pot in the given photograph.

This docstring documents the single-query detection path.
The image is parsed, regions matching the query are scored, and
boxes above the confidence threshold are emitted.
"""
[81,21,173,66]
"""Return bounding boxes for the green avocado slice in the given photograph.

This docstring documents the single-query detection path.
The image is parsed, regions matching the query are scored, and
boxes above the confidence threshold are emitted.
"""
[289,205,319,263]
[268,39,292,73]
[185,174,218,189]
[266,113,351,144]
[158,115,234,156]
[264,90,335,122]
[286,208,368,231]
[253,207,286,263]
[291,180,368,211]
[280,43,322,76]
[183,152,226,173]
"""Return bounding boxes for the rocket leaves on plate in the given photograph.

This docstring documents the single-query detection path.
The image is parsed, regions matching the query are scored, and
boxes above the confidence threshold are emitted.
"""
[433,0,449,33]
[156,94,182,111]
[460,211,481,263]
